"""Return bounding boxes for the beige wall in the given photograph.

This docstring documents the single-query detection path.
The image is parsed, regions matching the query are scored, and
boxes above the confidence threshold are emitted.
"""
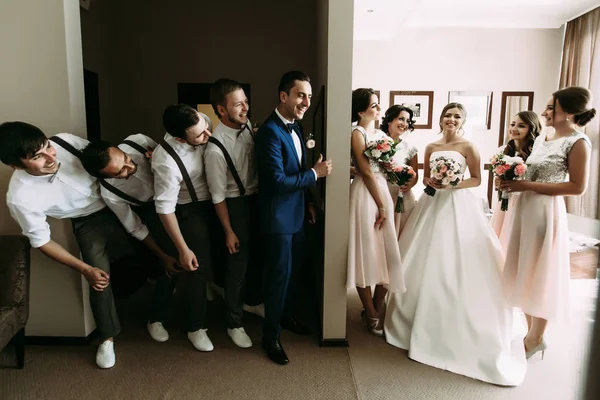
[353,27,565,199]
[321,0,353,341]
[0,0,95,336]
[80,0,319,144]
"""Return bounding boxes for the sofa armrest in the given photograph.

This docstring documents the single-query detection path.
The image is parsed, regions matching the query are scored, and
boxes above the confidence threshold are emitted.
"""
[0,236,31,322]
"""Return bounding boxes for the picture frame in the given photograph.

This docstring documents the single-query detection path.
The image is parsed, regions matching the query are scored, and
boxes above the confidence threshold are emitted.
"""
[388,91,434,129]
[447,91,493,130]
[374,90,381,129]
[498,91,534,146]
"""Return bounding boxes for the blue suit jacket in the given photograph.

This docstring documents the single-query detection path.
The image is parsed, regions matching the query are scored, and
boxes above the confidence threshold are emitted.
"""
[255,111,316,234]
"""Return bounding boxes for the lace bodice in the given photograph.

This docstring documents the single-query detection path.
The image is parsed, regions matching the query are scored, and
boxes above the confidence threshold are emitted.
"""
[352,126,388,173]
[525,131,591,183]
[392,140,418,166]
[429,151,467,182]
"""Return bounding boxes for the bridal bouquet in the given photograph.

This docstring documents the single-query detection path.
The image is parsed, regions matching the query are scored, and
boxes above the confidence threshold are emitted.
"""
[424,156,462,196]
[363,136,397,165]
[489,153,527,211]
[387,164,417,213]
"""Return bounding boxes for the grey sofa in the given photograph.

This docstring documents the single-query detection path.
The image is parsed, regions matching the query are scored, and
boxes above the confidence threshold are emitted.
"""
[0,235,31,369]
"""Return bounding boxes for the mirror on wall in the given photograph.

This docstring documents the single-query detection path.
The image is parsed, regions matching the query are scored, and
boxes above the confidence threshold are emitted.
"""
[498,91,534,146]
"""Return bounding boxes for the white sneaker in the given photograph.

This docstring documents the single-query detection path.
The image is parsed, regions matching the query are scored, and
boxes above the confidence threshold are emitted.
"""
[147,321,169,342]
[227,327,253,348]
[188,329,214,352]
[96,340,115,369]
[243,303,265,319]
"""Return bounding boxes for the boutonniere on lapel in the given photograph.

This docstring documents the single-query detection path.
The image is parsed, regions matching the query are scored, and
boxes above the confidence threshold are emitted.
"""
[305,133,315,149]
[252,122,261,138]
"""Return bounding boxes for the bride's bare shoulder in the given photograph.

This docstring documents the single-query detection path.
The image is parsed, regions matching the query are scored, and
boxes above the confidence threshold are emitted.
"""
[455,140,475,149]
[426,140,444,149]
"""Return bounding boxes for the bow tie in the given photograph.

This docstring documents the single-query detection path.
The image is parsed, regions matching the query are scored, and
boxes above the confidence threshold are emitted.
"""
[286,122,298,134]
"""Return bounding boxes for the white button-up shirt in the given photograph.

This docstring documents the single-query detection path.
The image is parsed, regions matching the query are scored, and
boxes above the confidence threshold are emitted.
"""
[101,134,157,241]
[274,108,317,180]
[152,132,211,214]
[204,121,258,204]
[6,133,106,248]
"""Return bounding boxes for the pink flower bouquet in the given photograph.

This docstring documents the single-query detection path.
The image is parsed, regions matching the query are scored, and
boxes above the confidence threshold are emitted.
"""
[488,153,528,211]
[363,136,396,164]
[424,156,462,196]
[386,164,417,213]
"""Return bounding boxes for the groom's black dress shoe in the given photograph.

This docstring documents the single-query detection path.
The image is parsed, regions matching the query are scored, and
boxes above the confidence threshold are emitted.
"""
[262,339,289,365]
[281,317,311,335]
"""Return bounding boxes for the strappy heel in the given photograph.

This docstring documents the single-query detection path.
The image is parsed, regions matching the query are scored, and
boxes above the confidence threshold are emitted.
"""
[361,310,384,337]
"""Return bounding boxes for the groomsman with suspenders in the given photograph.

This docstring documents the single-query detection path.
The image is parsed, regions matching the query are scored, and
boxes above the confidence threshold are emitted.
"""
[0,122,133,369]
[79,134,182,341]
[205,78,261,349]
[151,105,215,352]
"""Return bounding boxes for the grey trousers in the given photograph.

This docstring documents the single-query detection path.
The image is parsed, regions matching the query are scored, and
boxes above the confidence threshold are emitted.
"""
[134,202,178,258]
[221,196,253,328]
[149,200,212,332]
[71,207,130,340]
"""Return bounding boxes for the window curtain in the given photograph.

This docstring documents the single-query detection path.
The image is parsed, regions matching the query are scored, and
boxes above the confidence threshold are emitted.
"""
[560,7,600,219]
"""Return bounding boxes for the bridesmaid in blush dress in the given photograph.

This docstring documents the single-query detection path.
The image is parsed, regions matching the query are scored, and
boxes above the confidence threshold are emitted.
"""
[499,86,596,359]
[347,88,404,336]
[491,111,541,241]
[380,105,419,237]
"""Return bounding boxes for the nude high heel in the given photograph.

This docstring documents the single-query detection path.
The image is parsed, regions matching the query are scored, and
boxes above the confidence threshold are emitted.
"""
[526,338,547,360]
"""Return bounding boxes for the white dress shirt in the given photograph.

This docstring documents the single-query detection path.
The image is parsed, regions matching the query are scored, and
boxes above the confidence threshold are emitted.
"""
[274,108,318,181]
[152,132,211,214]
[6,133,106,248]
[204,121,258,204]
[101,134,157,241]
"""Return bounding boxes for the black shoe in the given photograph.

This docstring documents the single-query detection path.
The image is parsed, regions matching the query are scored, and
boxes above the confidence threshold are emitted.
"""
[281,317,311,335]
[262,339,289,365]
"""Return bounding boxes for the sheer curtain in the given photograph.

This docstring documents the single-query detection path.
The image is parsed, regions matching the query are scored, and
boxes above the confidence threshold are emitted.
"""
[560,7,600,219]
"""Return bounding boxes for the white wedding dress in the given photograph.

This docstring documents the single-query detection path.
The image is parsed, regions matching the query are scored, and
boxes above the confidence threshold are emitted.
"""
[384,150,526,386]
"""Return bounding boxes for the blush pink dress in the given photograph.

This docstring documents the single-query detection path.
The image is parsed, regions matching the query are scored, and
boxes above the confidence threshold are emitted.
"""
[490,146,522,250]
[387,140,418,238]
[347,126,405,293]
[501,131,591,321]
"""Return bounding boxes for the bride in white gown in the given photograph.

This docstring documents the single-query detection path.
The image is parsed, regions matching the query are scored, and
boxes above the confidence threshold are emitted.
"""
[384,103,527,386]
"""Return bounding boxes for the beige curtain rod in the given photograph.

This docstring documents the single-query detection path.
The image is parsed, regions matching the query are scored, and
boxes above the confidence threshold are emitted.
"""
[568,5,600,23]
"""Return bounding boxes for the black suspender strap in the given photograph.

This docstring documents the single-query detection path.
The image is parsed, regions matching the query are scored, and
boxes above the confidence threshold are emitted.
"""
[50,136,147,206]
[49,136,81,157]
[160,140,199,202]
[99,179,146,207]
[208,136,246,196]
[122,139,150,156]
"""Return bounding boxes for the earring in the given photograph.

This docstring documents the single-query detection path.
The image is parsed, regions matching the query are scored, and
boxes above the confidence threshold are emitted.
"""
[566,117,570,121]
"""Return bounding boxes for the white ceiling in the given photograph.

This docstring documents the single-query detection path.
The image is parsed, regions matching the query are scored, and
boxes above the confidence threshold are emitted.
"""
[354,0,600,40]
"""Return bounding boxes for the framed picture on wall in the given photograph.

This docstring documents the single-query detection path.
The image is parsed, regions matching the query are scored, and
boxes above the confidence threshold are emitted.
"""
[389,91,434,129]
[448,91,493,130]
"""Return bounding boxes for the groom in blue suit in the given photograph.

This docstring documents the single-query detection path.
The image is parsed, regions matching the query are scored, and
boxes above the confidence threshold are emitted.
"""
[256,71,333,365]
